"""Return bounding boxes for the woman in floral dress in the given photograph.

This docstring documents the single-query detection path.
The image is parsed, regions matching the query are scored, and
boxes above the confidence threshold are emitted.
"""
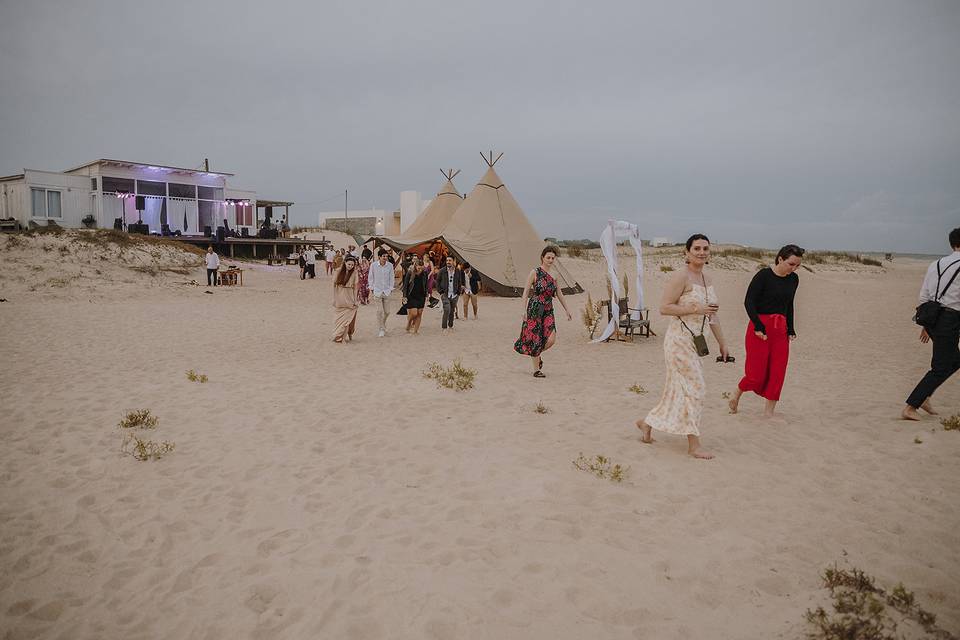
[636,234,730,459]
[514,246,573,377]
[356,256,371,305]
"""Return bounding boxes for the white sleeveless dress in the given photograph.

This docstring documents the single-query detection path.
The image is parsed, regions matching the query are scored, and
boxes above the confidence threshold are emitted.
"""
[643,284,714,436]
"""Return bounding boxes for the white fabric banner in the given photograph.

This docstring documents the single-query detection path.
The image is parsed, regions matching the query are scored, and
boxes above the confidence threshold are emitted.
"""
[592,220,644,343]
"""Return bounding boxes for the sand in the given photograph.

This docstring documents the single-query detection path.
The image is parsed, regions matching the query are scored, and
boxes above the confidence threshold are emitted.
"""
[1,232,958,639]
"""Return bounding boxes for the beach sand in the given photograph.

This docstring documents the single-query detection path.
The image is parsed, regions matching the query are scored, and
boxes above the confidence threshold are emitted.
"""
[1,232,957,639]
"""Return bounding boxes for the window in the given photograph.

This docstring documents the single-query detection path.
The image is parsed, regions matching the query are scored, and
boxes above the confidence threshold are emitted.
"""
[136,180,166,196]
[31,188,62,218]
[91,177,97,191]
[198,186,223,201]
[168,183,196,199]
[102,176,134,194]
[47,191,61,218]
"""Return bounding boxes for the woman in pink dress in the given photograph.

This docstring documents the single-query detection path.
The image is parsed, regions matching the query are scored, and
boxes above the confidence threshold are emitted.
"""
[356,256,371,305]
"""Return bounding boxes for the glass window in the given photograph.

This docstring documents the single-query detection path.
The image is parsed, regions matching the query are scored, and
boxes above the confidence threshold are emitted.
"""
[91,178,97,191]
[168,183,196,199]
[102,176,135,194]
[136,180,166,196]
[31,188,46,216]
[198,186,223,201]
[46,191,62,218]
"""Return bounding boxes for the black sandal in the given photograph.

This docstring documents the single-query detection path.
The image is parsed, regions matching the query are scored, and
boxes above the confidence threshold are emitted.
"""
[533,370,546,378]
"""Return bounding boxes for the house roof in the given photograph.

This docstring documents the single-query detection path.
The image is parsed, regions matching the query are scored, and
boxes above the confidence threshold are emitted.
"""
[256,199,294,207]
[64,158,234,177]
[0,174,25,182]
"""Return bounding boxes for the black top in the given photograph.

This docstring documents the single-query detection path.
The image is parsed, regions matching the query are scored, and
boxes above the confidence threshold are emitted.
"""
[744,267,799,335]
[361,247,373,260]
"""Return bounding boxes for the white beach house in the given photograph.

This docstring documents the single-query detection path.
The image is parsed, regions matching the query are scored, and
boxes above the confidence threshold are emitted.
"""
[0,159,260,235]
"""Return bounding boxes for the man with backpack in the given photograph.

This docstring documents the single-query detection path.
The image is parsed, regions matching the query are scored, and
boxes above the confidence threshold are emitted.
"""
[903,227,960,420]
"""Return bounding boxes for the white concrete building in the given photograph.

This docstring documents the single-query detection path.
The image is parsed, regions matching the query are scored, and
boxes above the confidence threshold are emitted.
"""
[0,158,260,235]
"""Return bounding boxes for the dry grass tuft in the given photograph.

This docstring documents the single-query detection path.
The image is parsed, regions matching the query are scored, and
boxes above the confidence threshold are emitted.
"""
[628,383,647,394]
[186,369,209,383]
[582,293,598,331]
[423,359,476,391]
[122,434,176,461]
[939,414,960,431]
[573,453,630,483]
[804,564,956,640]
[567,244,584,258]
[119,409,158,429]
[534,401,549,414]
[659,264,674,272]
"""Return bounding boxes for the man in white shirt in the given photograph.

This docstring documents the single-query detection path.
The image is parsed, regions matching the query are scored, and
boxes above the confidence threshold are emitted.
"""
[205,245,220,286]
[325,247,335,275]
[369,250,395,337]
[903,227,960,420]
[303,246,316,279]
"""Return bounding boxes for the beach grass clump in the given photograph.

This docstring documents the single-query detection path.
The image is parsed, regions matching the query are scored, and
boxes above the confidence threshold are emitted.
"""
[119,409,158,430]
[534,401,549,414]
[628,383,647,394]
[567,244,585,258]
[186,369,209,383]
[423,359,476,391]
[573,453,630,483]
[582,293,598,331]
[804,564,956,640]
[122,434,176,461]
[717,246,768,261]
[659,264,674,272]
[939,414,960,431]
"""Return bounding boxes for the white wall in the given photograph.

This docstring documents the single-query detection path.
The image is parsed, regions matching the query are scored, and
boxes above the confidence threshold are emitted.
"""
[399,190,421,233]
[20,170,91,228]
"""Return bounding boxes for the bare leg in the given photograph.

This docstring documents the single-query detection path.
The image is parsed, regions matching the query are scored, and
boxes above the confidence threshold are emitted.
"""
[531,355,541,373]
[901,405,922,421]
[762,399,778,418]
[687,435,714,459]
[634,419,655,443]
[728,388,743,414]
[920,398,938,415]
[412,309,423,333]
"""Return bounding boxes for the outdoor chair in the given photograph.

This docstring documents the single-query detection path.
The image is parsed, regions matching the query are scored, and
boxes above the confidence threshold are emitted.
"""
[597,298,653,341]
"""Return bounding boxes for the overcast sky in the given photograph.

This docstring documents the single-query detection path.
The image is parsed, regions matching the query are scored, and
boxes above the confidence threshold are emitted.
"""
[1,0,957,253]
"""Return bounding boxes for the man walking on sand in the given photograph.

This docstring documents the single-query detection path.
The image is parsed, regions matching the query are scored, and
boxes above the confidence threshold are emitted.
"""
[903,227,960,420]
[436,255,464,334]
[369,250,395,337]
[461,262,481,319]
[205,245,220,286]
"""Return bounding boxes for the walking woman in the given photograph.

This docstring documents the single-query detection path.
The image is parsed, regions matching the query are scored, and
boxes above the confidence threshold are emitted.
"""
[636,234,730,459]
[402,259,428,334]
[424,255,439,308]
[332,255,359,343]
[356,255,371,305]
[728,244,803,417]
[514,245,573,377]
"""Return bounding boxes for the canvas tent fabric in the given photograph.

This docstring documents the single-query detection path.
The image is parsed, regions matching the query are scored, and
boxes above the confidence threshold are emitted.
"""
[373,178,463,250]
[440,166,582,297]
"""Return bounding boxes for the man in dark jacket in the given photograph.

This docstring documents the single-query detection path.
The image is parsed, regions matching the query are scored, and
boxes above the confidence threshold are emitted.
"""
[435,256,465,333]
[461,262,482,319]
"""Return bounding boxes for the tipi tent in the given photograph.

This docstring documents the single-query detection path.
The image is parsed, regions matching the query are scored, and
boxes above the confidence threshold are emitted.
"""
[441,153,581,297]
[375,169,463,250]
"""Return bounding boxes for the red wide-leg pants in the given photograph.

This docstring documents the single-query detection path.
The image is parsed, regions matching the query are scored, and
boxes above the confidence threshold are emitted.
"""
[738,313,790,401]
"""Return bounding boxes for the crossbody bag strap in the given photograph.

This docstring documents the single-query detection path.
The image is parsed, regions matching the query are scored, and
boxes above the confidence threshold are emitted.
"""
[679,274,709,336]
[936,259,960,301]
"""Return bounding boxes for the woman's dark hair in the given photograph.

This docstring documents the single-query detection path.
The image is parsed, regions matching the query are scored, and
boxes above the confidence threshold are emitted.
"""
[334,257,356,286]
[541,245,560,259]
[462,262,471,270]
[685,234,710,251]
[950,227,960,249]
[775,244,806,264]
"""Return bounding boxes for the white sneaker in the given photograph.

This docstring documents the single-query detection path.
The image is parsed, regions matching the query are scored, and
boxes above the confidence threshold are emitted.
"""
[378,329,385,338]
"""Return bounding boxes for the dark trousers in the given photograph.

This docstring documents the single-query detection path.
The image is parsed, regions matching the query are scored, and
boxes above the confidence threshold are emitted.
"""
[306,264,316,278]
[906,309,960,408]
[441,295,458,329]
[207,268,218,286]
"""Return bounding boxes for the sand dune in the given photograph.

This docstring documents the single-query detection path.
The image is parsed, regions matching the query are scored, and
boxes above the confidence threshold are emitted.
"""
[1,233,957,639]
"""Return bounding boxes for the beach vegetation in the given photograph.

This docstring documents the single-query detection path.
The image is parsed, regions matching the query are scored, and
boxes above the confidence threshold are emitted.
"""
[721,391,731,399]
[804,564,956,640]
[716,246,768,261]
[573,453,630,483]
[582,293,598,332]
[939,414,960,431]
[119,409,158,429]
[628,383,647,394]
[534,401,549,414]
[566,244,585,258]
[186,369,209,383]
[423,359,476,391]
[122,434,176,461]
[660,264,674,272]
[913,436,923,444]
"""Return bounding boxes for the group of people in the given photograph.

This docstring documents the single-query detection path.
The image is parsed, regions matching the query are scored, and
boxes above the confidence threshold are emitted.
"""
[330,246,484,343]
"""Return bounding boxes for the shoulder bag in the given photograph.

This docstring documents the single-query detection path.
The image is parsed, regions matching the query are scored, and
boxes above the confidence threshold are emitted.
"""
[679,274,710,357]
[914,258,960,330]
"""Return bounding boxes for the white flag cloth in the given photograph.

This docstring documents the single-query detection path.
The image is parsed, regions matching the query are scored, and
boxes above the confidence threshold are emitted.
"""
[592,220,644,343]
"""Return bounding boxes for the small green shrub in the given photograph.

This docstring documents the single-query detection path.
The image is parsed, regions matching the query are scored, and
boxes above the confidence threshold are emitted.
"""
[628,383,647,394]
[423,359,476,391]
[939,414,960,431]
[659,264,674,273]
[573,453,629,483]
[186,369,209,383]
[119,409,158,429]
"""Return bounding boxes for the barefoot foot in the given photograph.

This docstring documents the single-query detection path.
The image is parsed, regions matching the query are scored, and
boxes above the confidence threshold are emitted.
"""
[920,399,939,415]
[728,398,739,414]
[635,420,655,443]
[689,448,714,460]
[901,405,922,421]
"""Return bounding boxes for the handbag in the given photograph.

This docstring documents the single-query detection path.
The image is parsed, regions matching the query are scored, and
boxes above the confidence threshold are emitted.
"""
[914,258,960,330]
[679,273,710,357]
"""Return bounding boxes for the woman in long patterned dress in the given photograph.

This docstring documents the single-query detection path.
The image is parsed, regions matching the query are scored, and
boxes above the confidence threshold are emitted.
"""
[332,255,359,343]
[514,245,573,377]
[636,234,730,459]
[356,256,371,305]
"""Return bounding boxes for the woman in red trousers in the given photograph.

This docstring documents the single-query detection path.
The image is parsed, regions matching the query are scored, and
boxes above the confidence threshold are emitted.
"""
[728,245,804,418]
